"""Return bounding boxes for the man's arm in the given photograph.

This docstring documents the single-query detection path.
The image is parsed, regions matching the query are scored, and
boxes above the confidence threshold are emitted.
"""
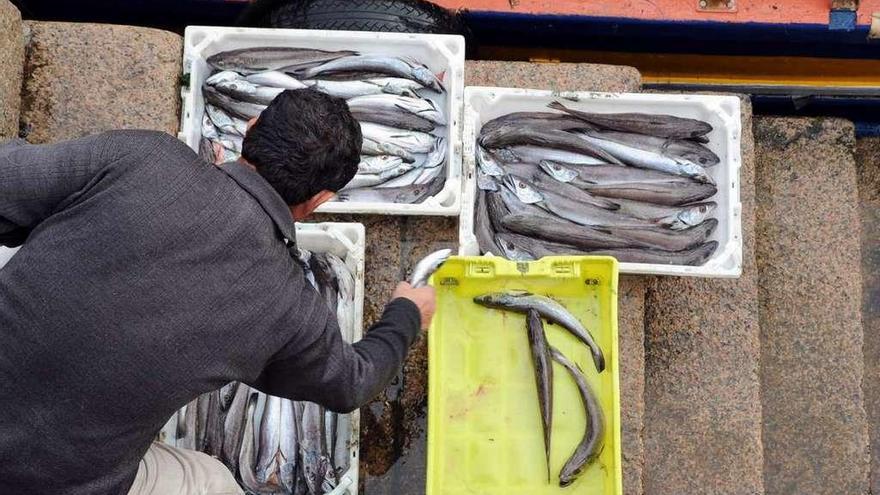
[0,133,125,246]
[251,281,435,413]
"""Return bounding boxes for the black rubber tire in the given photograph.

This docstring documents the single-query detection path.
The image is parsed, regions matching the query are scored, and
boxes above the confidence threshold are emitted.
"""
[238,0,473,52]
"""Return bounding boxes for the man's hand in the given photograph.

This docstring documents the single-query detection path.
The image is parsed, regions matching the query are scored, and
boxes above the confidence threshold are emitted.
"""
[392,282,436,330]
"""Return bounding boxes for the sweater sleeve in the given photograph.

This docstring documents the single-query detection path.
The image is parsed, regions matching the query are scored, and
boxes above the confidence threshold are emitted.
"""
[249,282,422,413]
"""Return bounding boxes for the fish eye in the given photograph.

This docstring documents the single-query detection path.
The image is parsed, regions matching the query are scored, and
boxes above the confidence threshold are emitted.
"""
[700,158,707,164]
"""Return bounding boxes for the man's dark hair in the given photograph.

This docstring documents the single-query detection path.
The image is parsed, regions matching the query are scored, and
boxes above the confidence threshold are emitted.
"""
[242,88,362,205]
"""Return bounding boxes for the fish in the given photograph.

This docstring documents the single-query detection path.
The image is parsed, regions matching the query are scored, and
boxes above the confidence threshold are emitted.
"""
[308,253,339,314]
[497,234,535,261]
[541,162,718,206]
[498,233,718,266]
[362,138,417,163]
[196,393,210,451]
[179,402,196,450]
[409,248,452,288]
[341,161,416,190]
[306,77,424,99]
[548,100,712,139]
[494,145,610,167]
[217,133,243,154]
[602,218,718,252]
[499,163,620,211]
[502,175,655,229]
[326,253,355,344]
[357,155,405,175]
[239,394,275,494]
[279,399,300,494]
[588,130,720,167]
[475,191,501,255]
[204,391,224,457]
[299,402,337,494]
[256,395,282,485]
[347,94,445,125]
[215,78,285,105]
[299,55,443,92]
[576,130,715,184]
[477,169,500,192]
[324,410,337,469]
[222,383,251,475]
[480,125,624,165]
[350,107,435,132]
[526,309,554,481]
[585,241,718,266]
[205,70,242,86]
[204,104,248,137]
[199,138,217,164]
[377,161,442,189]
[549,346,605,487]
[219,382,238,411]
[336,174,444,204]
[477,146,506,177]
[203,85,266,120]
[201,114,219,141]
[485,191,512,234]
[245,70,308,89]
[611,198,717,230]
[473,291,605,373]
[333,413,352,477]
[480,111,593,135]
[360,122,437,154]
[207,47,358,74]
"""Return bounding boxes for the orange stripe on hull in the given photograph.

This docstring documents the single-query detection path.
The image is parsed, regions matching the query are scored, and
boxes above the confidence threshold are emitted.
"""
[432,0,880,26]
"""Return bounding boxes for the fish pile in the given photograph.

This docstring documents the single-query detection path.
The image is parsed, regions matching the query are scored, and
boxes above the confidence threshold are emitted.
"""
[474,292,605,487]
[474,101,722,266]
[199,46,449,204]
[162,250,356,495]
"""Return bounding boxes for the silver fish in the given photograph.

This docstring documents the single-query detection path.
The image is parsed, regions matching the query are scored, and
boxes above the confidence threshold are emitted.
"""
[548,100,712,139]
[602,218,718,252]
[245,70,308,89]
[196,393,210,451]
[495,232,576,259]
[476,169,500,192]
[308,253,339,314]
[577,131,715,184]
[477,146,506,177]
[204,391,224,457]
[205,70,242,86]
[409,248,452,288]
[326,253,355,344]
[376,163,435,189]
[336,174,444,204]
[341,162,416,190]
[543,162,717,206]
[362,138,417,163]
[473,291,605,373]
[495,145,610,167]
[256,395,282,485]
[358,155,405,175]
[549,346,605,487]
[199,137,217,164]
[351,107,435,132]
[299,402,337,494]
[222,383,251,475]
[500,164,620,211]
[279,399,299,493]
[497,234,535,261]
[348,94,445,124]
[360,122,437,154]
[333,414,352,477]
[526,309,553,481]
[485,191,512,234]
[611,198,717,230]
[503,175,655,229]
[203,85,266,120]
[240,394,276,494]
[201,114,219,140]
[585,241,719,266]
[205,104,248,136]
[481,111,592,135]
[475,191,501,255]
[208,47,357,74]
[300,55,443,92]
[589,130,719,167]
[480,125,623,165]
[306,77,422,99]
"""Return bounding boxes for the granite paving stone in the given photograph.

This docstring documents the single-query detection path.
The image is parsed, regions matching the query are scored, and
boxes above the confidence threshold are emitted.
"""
[755,117,869,495]
[0,0,23,140]
[643,97,764,495]
[855,137,880,495]
[20,22,181,143]
[617,275,646,495]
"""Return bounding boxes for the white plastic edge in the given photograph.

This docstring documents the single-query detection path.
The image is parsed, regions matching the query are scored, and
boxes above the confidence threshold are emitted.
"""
[181,26,465,217]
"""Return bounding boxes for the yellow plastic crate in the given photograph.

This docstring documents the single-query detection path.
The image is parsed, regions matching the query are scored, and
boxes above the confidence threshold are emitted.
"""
[426,256,621,495]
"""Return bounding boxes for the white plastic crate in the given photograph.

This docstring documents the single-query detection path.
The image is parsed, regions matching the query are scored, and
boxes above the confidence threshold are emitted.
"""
[459,86,744,278]
[180,26,465,216]
[159,221,366,495]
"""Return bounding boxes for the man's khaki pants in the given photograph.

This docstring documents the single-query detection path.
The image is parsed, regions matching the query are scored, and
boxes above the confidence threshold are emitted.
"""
[128,442,243,495]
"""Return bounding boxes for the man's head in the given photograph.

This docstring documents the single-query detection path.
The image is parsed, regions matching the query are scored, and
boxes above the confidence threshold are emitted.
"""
[241,88,362,219]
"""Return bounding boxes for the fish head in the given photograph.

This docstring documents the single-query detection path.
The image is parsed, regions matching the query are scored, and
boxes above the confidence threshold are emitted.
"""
[677,161,716,185]
[477,146,505,176]
[677,201,717,227]
[495,235,535,261]
[502,175,544,204]
[412,66,443,91]
[472,292,512,308]
[559,467,583,488]
[206,70,242,86]
[476,169,500,192]
[491,147,520,163]
[538,160,578,182]
[673,142,720,166]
